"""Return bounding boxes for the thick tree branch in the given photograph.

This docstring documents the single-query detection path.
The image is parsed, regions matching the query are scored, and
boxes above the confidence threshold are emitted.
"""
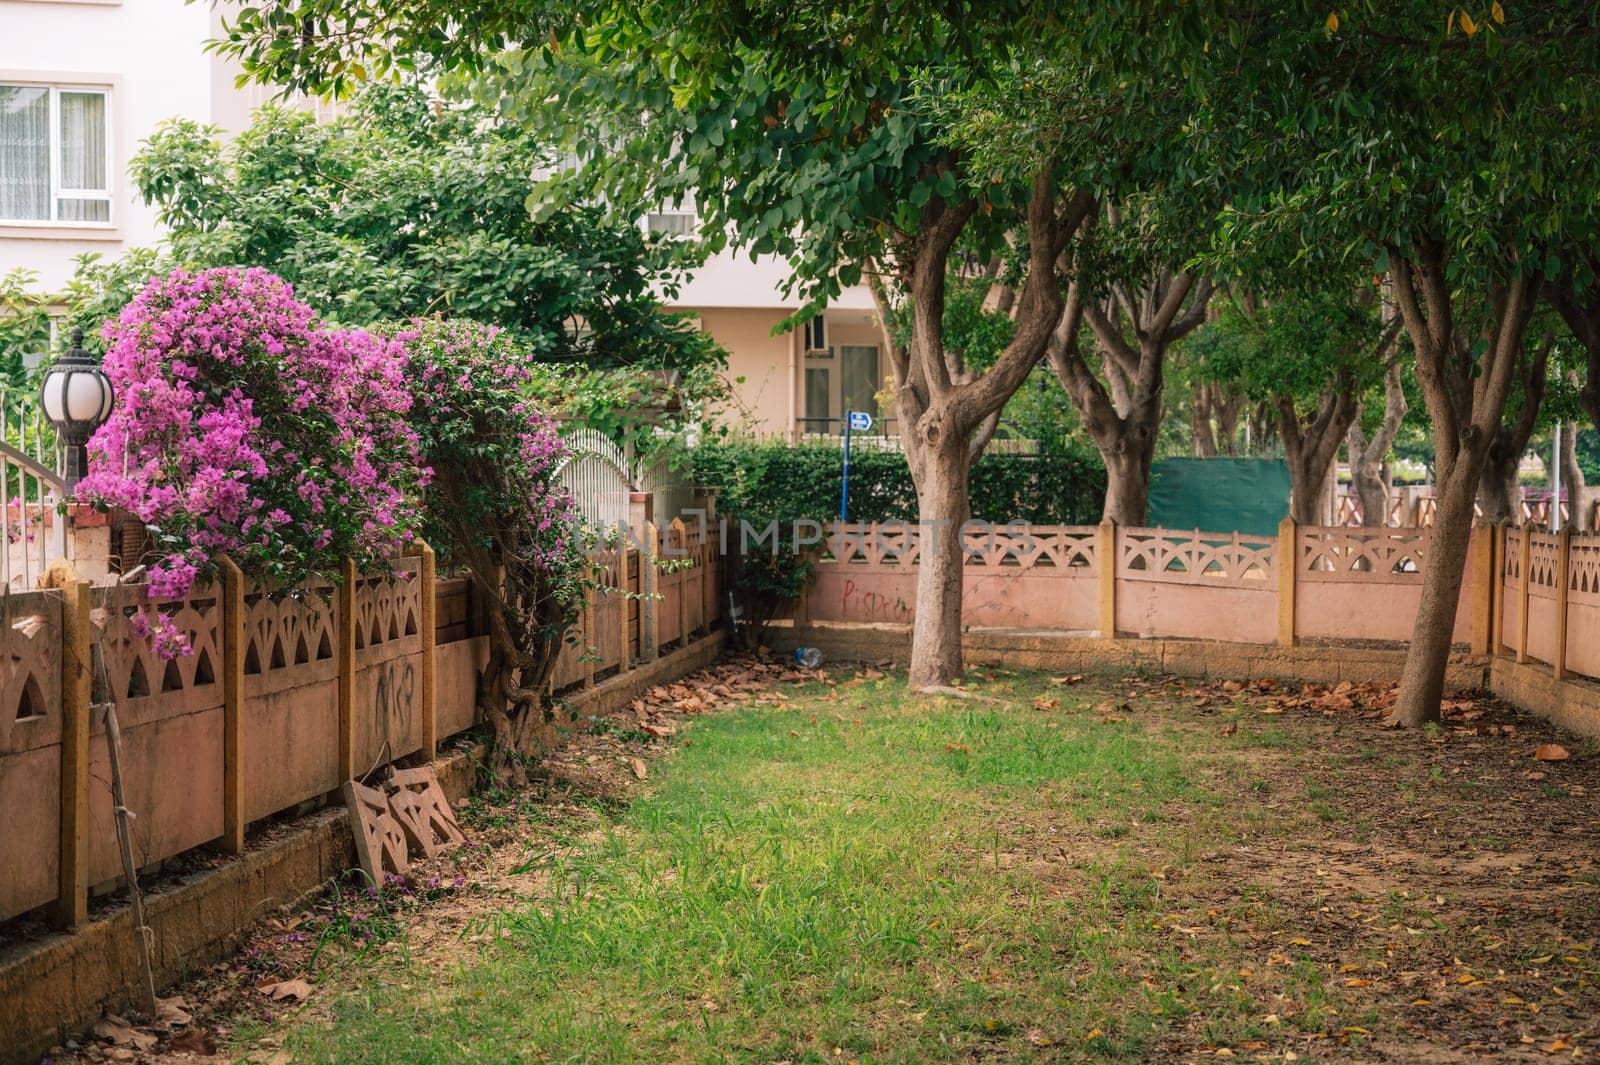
[956,179,1090,423]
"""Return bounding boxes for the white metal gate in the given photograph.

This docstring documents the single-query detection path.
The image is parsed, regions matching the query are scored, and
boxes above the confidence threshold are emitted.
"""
[555,428,632,533]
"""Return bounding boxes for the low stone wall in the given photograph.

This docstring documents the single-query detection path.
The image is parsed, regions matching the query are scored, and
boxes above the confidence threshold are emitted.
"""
[767,621,1491,693]
[0,631,726,1065]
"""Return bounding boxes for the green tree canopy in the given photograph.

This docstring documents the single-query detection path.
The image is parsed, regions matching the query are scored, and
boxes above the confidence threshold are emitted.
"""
[132,83,718,374]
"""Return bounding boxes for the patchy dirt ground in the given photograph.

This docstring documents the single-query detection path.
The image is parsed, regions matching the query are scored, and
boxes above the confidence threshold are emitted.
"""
[1071,671,1600,1061]
[34,659,1600,1064]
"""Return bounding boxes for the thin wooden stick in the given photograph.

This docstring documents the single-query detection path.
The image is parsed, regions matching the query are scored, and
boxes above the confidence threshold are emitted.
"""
[92,642,159,1015]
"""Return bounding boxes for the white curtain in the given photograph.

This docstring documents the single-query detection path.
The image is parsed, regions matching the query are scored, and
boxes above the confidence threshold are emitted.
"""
[0,86,49,221]
[57,91,108,222]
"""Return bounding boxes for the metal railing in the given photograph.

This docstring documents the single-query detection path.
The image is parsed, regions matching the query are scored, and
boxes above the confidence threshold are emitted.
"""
[0,388,68,588]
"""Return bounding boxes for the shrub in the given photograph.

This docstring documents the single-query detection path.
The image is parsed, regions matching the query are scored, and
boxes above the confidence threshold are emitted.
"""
[80,267,426,654]
[686,438,1106,527]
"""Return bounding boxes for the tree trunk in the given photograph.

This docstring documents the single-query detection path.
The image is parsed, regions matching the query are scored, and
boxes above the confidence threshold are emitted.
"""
[1278,385,1358,528]
[1393,470,1478,724]
[907,438,972,688]
[1191,385,1217,458]
[1348,429,1391,526]
[1477,450,1522,524]
[1103,445,1153,527]
[1214,389,1243,456]
[1347,358,1409,526]
[1389,251,1538,726]
[1561,421,1590,532]
[1284,457,1340,525]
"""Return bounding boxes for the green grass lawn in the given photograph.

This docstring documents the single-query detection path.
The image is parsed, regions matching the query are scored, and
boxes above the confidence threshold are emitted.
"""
[246,666,1600,1063]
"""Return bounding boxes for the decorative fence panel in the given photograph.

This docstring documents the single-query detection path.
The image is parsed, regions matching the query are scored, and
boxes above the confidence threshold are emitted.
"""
[0,590,66,920]
[1116,527,1277,644]
[1568,534,1600,680]
[1501,527,1524,654]
[811,522,919,626]
[89,584,226,887]
[241,584,340,824]
[590,547,628,680]
[809,524,1099,630]
[1523,533,1563,667]
[352,563,426,773]
[1295,527,1476,645]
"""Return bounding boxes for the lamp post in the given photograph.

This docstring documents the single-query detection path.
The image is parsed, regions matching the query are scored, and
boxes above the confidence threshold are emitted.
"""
[39,327,115,490]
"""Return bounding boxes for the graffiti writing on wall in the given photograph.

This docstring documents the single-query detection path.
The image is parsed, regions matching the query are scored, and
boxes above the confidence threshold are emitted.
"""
[841,578,912,623]
[372,657,417,751]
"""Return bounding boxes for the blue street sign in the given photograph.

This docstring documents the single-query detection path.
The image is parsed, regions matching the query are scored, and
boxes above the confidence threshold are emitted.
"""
[841,411,873,522]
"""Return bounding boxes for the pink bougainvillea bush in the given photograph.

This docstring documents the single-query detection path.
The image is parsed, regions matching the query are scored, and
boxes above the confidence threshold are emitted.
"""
[79,267,428,654]
[389,318,585,763]
[393,319,581,746]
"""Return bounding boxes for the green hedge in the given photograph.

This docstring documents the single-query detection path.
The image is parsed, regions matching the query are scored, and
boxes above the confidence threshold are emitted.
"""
[685,439,1106,526]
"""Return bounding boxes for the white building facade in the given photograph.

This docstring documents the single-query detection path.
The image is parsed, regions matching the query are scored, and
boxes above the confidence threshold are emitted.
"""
[0,0,294,293]
[660,239,890,440]
[0,3,886,439]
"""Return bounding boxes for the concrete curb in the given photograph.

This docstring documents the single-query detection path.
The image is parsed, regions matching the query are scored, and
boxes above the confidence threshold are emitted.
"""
[768,621,1600,737]
[767,621,1484,688]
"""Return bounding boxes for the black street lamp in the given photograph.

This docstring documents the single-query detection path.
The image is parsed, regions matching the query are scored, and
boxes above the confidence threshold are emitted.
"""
[40,327,115,490]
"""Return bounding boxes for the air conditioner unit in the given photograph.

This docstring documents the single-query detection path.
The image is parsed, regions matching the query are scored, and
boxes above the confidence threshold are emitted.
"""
[803,316,828,354]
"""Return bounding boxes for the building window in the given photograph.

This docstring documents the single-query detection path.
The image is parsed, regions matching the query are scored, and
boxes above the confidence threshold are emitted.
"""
[645,210,695,237]
[839,345,880,422]
[0,85,112,225]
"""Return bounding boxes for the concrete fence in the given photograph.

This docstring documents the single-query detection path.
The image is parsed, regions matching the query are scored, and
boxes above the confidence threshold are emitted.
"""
[0,519,721,929]
[1333,486,1599,530]
[798,519,1555,660]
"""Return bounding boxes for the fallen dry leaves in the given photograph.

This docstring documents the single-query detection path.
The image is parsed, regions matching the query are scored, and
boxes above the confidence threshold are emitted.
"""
[256,978,312,1003]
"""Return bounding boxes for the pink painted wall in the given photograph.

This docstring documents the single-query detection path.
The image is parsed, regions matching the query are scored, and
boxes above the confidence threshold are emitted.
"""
[1295,527,1477,645]
[809,525,1099,630]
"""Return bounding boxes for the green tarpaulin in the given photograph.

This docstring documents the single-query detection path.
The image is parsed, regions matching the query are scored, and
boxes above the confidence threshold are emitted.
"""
[1147,458,1290,537]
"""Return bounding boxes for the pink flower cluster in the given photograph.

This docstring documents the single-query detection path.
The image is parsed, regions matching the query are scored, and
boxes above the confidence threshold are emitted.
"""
[79,268,428,654]
[398,318,577,569]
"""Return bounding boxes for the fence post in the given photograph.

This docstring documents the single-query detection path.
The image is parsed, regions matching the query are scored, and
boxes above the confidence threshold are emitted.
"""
[707,527,720,626]
[1553,527,1572,680]
[673,520,690,649]
[219,556,246,855]
[1096,519,1116,639]
[53,569,91,929]
[1516,526,1533,664]
[1276,517,1298,648]
[415,541,437,760]
[618,548,632,673]
[1491,522,1508,656]
[643,521,659,661]
[583,581,597,689]
[337,558,357,781]
[1469,521,1496,656]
